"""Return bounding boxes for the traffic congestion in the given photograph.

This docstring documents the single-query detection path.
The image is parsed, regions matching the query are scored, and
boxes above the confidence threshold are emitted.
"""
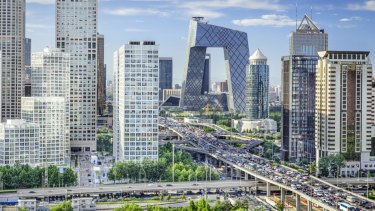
[160,117,375,210]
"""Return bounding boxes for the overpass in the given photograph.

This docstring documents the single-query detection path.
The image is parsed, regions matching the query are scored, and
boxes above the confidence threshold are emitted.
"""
[159,118,375,211]
[0,181,255,199]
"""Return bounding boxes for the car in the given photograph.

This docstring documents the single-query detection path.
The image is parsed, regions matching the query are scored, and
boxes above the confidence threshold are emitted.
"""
[166,184,172,187]
[192,183,199,186]
[29,191,36,193]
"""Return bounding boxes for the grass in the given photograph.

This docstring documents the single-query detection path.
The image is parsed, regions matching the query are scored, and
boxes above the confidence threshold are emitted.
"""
[0,189,17,194]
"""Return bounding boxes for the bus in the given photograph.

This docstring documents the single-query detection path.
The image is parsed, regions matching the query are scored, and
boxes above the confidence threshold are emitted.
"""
[339,202,356,211]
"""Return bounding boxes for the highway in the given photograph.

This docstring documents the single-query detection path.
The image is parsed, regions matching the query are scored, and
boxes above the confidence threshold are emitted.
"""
[1,181,255,198]
[159,117,375,210]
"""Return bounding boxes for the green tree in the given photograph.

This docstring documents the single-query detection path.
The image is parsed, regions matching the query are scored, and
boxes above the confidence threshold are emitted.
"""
[318,154,345,177]
[114,203,142,211]
[51,201,73,211]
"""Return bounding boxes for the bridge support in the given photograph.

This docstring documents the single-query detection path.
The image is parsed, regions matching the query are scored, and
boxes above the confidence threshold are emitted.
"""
[307,201,312,211]
[230,167,234,179]
[245,173,248,180]
[236,169,240,179]
[295,194,300,211]
[280,188,285,206]
[266,182,271,197]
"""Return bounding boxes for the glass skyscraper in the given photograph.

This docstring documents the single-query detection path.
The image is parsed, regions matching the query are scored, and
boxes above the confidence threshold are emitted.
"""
[113,41,159,162]
[56,0,97,153]
[281,15,328,162]
[180,17,249,113]
[159,57,173,102]
[246,49,269,120]
[0,0,25,121]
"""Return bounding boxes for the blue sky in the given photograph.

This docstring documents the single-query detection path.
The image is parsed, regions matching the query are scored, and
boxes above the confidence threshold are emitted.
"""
[26,0,375,86]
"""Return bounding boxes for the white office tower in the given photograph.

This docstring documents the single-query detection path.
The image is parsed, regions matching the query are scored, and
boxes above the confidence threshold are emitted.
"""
[0,0,25,121]
[315,51,373,173]
[56,0,97,153]
[0,119,39,166]
[21,97,66,165]
[30,47,70,162]
[113,41,159,162]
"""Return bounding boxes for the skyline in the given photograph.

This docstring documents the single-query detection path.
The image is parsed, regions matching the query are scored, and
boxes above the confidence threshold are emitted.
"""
[26,0,375,85]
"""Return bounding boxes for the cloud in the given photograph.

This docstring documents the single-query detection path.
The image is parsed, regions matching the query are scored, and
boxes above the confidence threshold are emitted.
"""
[185,9,224,19]
[178,0,284,19]
[181,0,284,11]
[348,0,375,11]
[125,28,148,32]
[104,8,169,16]
[232,14,296,27]
[339,17,362,22]
[27,0,54,4]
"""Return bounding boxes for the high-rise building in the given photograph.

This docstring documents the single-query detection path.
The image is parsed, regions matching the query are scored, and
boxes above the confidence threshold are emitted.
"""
[21,97,66,164]
[180,17,249,112]
[202,54,211,94]
[97,34,106,116]
[113,41,159,162]
[315,51,374,174]
[0,119,40,166]
[246,48,269,120]
[56,0,97,153]
[24,38,31,66]
[281,15,328,162]
[0,0,25,121]
[30,47,70,160]
[159,57,173,101]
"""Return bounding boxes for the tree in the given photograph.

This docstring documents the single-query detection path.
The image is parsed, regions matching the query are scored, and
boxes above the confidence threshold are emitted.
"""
[114,203,142,211]
[275,201,284,211]
[51,201,73,211]
[166,193,171,201]
[318,154,345,177]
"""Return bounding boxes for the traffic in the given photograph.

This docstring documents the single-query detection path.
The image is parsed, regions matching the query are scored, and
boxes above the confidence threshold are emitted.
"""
[160,117,375,210]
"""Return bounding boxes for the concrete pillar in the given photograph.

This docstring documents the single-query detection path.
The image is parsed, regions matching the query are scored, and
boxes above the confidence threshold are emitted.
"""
[266,182,271,197]
[236,169,240,179]
[224,163,228,176]
[280,188,285,206]
[245,173,248,180]
[307,201,312,211]
[295,194,300,211]
[230,167,234,178]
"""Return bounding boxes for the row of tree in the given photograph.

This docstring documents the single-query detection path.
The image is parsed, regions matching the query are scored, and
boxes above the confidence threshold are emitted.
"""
[0,164,77,189]
[114,198,248,211]
[107,143,219,183]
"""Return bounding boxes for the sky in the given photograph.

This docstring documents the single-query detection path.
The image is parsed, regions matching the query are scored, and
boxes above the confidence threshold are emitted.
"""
[26,0,375,86]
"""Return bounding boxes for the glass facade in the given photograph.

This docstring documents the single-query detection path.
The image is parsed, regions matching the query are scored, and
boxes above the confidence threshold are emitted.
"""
[246,49,269,120]
[159,57,173,101]
[97,34,106,116]
[56,0,97,152]
[0,0,25,121]
[180,18,249,113]
[281,15,328,161]
[113,41,159,162]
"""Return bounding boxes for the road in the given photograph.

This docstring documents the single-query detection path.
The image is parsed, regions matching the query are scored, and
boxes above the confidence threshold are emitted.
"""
[159,117,375,210]
[1,181,256,198]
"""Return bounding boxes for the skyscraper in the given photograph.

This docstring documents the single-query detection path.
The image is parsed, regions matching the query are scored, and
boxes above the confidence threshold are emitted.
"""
[246,49,269,120]
[24,38,31,66]
[180,17,249,112]
[159,57,173,101]
[202,54,210,95]
[113,41,159,162]
[56,0,97,153]
[0,0,25,121]
[315,51,373,174]
[97,34,106,116]
[281,15,328,161]
[24,38,32,97]
[21,97,66,164]
[29,47,70,160]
